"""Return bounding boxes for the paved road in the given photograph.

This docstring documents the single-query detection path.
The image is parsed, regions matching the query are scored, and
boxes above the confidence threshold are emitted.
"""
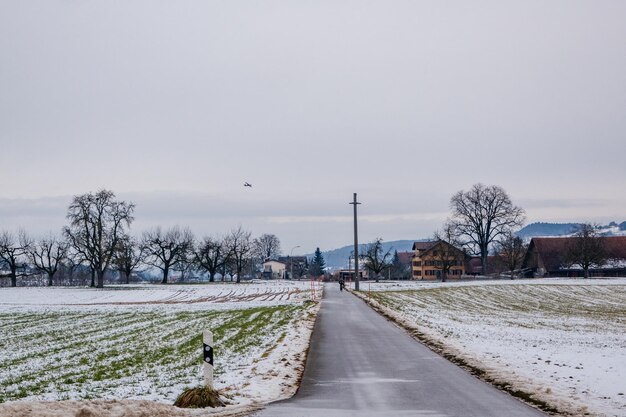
[253,283,545,417]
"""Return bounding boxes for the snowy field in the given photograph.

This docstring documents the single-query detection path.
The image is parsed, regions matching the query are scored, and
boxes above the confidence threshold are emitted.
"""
[360,278,626,417]
[0,281,322,416]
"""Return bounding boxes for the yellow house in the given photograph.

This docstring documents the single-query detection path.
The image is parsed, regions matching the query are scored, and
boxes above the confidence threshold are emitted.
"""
[411,240,466,280]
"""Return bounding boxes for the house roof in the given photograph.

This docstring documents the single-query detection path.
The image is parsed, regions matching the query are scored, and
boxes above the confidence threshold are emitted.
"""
[396,251,414,264]
[412,241,437,251]
[277,256,307,263]
[414,240,466,259]
[262,259,286,266]
[529,236,626,271]
[603,236,626,259]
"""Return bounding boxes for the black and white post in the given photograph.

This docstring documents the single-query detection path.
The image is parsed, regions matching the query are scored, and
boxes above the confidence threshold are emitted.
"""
[203,330,214,389]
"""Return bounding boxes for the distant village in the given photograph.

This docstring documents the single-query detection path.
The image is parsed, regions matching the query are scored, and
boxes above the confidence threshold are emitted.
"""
[2,187,625,287]
[262,222,626,281]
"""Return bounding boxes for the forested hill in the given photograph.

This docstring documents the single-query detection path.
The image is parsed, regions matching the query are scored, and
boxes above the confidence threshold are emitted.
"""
[515,222,581,239]
[516,221,626,239]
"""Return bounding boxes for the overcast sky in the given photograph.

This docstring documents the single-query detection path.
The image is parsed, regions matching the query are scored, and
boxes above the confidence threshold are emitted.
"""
[1,1,625,254]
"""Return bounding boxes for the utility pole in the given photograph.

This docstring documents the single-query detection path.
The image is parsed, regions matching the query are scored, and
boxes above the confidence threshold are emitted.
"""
[349,193,361,291]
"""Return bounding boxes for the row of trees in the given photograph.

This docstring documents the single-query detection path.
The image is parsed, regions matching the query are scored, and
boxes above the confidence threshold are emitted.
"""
[0,189,295,288]
[350,184,526,282]
[444,183,610,279]
[425,184,606,280]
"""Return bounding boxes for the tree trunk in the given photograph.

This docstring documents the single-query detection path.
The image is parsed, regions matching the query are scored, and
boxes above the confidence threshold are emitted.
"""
[10,264,17,287]
[90,269,96,287]
[209,271,215,283]
[97,270,104,288]
[162,265,169,284]
[236,267,241,283]
[48,272,54,286]
[481,252,488,276]
[584,267,589,279]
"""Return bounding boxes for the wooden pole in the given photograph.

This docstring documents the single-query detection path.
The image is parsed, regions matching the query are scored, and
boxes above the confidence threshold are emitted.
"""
[350,193,361,291]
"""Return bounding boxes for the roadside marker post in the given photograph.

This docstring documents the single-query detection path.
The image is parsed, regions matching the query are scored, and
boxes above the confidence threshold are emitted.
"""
[203,330,214,389]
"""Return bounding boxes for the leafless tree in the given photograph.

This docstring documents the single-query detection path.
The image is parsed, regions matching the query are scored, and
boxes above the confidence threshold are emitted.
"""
[0,230,31,287]
[225,226,253,283]
[29,233,69,286]
[113,236,144,284]
[142,226,194,284]
[448,183,525,276]
[430,226,466,282]
[566,224,606,278]
[253,234,281,261]
[290,257,309,279]
[494,231,527,279]
[57,256,83,286]
[362,238,392,282]
[64,190,134,288]
[195,235,230,282]
[172,245,196,282]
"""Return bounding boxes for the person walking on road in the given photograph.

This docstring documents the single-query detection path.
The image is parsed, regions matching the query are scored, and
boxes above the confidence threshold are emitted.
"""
[339,278,345,292]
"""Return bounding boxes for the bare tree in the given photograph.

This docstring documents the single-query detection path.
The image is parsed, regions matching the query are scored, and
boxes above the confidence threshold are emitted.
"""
[195,235,230,282]
[362,238,392,282]
[172,245,196,282]
[290,257,309,279]
[225,226,253,283]
[494,231,527,279]
[0,230,31,287]
[448,183,525,275]
[113,236,144,284]
[29,233,69,286]
[253,234,281,261]
[566,224,606,278]
[430,227,466,282]
[64,190,134,288]
[57,256,83,286]
[142,226,194,284]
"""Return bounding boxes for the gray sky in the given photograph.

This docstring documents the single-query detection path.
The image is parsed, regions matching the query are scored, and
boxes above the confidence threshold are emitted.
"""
[1,1,625,254]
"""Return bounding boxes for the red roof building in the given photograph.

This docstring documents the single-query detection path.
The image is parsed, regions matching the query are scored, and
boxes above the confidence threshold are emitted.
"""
[522,236,626,277]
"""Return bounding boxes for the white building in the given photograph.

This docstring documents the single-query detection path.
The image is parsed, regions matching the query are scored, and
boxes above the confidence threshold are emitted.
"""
[262,260,286,279]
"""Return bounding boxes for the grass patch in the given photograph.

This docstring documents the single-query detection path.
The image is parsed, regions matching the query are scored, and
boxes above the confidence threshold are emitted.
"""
[0,303,312,403]
[174,386,225,408]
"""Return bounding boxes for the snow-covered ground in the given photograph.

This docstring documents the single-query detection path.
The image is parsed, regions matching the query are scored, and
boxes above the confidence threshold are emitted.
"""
[0,280,316,312]
[359,278,626,417]
[0,280,322,416]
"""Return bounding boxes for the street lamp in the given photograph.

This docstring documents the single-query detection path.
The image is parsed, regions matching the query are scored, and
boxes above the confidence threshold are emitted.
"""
[290,245,300,280]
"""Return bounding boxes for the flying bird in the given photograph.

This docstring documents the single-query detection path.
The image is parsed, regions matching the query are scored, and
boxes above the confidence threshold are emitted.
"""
[244,182,252,187]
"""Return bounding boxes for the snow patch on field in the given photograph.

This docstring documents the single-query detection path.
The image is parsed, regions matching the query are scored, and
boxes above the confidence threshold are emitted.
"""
[0,281,322,417]
[360,278,626,417]
[0,280,314,312]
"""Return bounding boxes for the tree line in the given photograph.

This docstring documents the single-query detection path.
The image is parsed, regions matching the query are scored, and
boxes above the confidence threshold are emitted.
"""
[0,189,301,288]
[359,183,607,281]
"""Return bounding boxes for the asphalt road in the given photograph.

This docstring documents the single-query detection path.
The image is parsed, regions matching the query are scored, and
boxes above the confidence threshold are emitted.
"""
[253,283,546,417]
